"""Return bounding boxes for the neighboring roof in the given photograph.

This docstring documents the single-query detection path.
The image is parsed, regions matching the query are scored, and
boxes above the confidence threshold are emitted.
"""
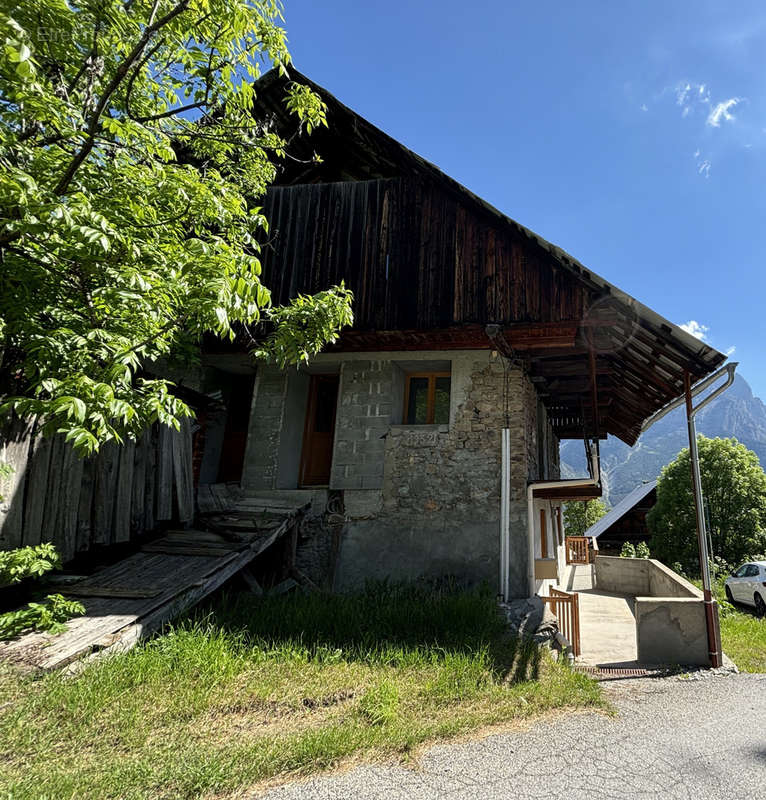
[250,70,727,445]
[585,481,658,539]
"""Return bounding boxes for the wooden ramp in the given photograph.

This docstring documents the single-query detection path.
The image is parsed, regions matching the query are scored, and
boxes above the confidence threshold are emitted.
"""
[0,497,307,672]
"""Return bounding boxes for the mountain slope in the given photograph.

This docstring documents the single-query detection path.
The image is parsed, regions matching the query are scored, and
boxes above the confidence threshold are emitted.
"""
[560,374,766,506]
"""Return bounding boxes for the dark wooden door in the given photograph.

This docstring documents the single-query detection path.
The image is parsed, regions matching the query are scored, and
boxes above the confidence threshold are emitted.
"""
[299,375,339,486]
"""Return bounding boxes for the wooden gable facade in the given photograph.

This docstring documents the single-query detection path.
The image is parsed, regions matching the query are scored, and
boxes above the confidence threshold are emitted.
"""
[249,70,726,446]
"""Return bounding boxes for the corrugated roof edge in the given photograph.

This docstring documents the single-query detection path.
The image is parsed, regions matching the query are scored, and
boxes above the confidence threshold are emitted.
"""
[585,480,658,540]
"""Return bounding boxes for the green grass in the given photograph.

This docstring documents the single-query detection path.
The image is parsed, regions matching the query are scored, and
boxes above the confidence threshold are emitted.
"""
[0,582,603,800]
[720,610,766,672]
[694,575,766,673]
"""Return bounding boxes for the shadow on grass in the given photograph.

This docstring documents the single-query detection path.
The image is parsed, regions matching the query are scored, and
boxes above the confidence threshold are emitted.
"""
[189,579,541,684]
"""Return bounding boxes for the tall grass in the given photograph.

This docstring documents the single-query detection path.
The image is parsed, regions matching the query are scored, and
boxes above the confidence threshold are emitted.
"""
[0,582,602,800]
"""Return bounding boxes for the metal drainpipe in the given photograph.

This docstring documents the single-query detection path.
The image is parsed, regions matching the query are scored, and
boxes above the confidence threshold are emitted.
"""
[641,363,737,669]
[526,447,601,597]
[685,369,735,668]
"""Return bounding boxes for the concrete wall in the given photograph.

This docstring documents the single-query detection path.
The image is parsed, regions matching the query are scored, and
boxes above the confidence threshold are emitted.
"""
[331,360,392,490]
[595,555,652,596]
[595,556,700,599]
[634,598,709,666]
[594,555,709,666]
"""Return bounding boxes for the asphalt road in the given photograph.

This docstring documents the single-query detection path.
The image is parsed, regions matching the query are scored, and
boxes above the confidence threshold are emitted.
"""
[257,672,766,799]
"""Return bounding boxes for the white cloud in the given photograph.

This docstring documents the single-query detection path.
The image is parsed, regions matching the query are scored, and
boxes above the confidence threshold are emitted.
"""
[725,345,737,357]
[680,320,709,340]
[640,103,648,112]
[674,81,711,118]
[707,97,741,127]
[698,159,711,178]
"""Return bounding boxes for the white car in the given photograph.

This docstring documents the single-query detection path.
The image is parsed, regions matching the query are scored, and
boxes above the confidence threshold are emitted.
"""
[724,561,766,616]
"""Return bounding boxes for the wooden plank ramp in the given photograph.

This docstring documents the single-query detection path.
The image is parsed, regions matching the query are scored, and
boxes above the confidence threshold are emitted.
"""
[0,503,307,672]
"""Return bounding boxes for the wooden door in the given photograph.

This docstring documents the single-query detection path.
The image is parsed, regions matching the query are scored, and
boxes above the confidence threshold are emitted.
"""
[299,375,339,486]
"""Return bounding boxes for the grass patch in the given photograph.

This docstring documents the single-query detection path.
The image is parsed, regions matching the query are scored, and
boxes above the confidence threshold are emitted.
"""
[720,610,766,672]
[693,575,766,673]
[0,582,603,799]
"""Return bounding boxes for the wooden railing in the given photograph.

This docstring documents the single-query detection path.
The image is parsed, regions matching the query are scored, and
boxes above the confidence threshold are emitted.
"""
[566,536,590,565]
[542,587,581,656]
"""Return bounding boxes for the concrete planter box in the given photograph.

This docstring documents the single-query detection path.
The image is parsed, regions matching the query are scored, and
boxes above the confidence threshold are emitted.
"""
[594,556,709,667]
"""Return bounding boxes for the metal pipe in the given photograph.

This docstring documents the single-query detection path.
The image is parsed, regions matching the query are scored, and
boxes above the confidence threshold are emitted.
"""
[640,363,738,433]
[683,364,737,668]
[500,428,510,600]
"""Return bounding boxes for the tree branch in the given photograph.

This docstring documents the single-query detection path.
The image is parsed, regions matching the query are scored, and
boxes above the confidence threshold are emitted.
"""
[53,0,192,196]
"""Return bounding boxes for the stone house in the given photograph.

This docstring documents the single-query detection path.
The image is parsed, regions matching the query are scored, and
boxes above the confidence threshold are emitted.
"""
[200,70,725,600]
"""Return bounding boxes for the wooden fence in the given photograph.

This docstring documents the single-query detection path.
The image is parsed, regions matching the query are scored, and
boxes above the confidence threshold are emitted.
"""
[565,536,590,565]
[0,417,194,562]
[542,587,581,656]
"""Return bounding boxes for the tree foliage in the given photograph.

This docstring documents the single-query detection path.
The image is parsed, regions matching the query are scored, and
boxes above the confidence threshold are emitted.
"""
[563,499,608,537]
[648,436,766,575]
[0,0,353,454]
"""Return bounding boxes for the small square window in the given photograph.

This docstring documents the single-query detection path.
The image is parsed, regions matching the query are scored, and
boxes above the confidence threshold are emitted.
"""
[403,372,451,424]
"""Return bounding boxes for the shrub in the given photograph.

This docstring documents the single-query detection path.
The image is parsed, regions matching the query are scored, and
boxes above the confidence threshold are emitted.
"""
[635,541,650,559]
[0,542,61,587]
[0,544,84,639]
[620,542,636,558]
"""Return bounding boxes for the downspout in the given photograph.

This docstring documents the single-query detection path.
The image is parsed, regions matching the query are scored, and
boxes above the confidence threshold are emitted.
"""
[526,446,601,597]
[641,362,736,668]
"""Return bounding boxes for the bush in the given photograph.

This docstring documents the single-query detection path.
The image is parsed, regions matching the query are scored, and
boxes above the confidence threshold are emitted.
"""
[620,542,636,558]
[635,541,650,559]
[0,542,61,587]
[0,543,84,639]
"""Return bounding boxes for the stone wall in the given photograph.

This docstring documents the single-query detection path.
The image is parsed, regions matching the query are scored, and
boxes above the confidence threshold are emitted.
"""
[335,354,545,597]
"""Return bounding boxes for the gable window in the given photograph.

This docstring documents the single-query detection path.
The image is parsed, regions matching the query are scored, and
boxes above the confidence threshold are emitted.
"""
[403,372,451,424]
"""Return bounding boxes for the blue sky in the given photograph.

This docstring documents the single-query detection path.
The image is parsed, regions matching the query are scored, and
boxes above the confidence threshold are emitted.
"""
[281,0,765,398]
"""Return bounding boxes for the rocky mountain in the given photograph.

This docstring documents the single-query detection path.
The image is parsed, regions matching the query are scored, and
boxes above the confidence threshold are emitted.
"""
[560,374,766,507]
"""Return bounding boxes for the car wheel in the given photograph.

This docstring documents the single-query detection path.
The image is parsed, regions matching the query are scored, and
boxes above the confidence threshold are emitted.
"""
[755,593,766,618]
[725,585,734,604]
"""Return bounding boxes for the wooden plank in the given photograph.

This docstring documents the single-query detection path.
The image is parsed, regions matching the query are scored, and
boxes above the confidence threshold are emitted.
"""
[41,435,66,549]
[79,544,269,664]
[196,484,217,514]
[0,416,34,551]
[75,457,95,554]
[172,417,194,523]
[62,586,162,599]
[140,544,235,557]
[92,440,119,545]
[22,428,53,547]
[270,577,298,596]
[57,442,84,563]
[209,483,236,513]
[130,431,148,536]
[240,568,264,595]
[144,425,157,533]
[156,424,174,521]
[113,440,135,543]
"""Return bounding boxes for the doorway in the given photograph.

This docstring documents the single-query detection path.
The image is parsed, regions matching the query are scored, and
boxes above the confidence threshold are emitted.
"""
[299,375,339,486]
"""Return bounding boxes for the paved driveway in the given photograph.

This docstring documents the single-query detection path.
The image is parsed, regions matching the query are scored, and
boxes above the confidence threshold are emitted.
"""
[257,673,766,799]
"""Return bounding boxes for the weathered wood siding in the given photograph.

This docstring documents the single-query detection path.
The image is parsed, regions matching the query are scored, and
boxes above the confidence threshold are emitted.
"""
[260,178,588,331]
[0,418,194,561]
